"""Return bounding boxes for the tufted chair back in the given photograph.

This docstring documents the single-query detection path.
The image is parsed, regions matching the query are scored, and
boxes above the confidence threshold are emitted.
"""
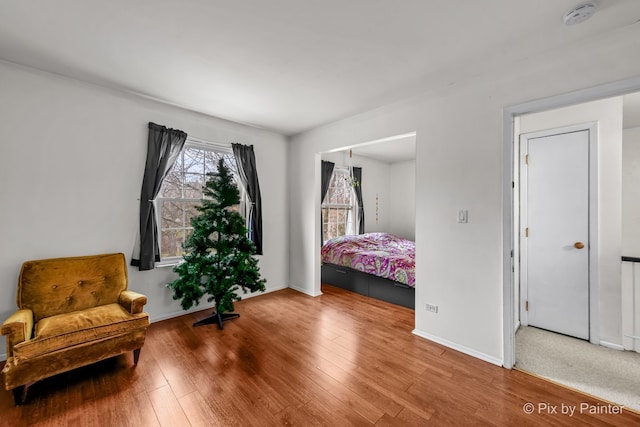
[18,253,128,323]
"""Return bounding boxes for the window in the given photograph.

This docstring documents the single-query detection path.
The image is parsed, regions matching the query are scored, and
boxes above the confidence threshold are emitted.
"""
[322,167,357,243]
[156,141,243,261]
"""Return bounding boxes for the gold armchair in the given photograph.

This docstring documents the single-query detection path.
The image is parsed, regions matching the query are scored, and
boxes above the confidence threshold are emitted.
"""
[1,253,149,404]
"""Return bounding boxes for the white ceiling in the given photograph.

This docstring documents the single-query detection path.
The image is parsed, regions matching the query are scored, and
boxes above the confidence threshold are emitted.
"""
[1,1,640,136]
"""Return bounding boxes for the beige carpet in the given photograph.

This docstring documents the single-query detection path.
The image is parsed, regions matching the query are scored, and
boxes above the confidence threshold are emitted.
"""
[515,325,640,412]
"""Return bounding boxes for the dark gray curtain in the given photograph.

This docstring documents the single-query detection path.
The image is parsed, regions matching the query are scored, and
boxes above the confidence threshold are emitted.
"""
[321,161,335,243]
[132,122,187,270]
[232,143,263,255]
[321,161,335,202]
[353,167,364,234]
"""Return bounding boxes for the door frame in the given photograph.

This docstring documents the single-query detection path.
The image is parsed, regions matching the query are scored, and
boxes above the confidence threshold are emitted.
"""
[501,75,640,369]
[518,123,599,344]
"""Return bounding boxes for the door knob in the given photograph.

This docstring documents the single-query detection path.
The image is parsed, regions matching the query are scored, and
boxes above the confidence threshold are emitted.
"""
[574,242,585,249]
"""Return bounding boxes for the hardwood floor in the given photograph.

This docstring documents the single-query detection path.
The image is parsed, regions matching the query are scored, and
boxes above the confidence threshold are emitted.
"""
[1,285,638,426]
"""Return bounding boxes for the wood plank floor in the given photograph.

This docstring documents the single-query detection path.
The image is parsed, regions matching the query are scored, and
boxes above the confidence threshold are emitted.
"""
[1,285,638,426]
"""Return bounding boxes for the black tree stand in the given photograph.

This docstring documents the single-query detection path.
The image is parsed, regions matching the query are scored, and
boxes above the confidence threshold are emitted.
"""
[193,311,239,329]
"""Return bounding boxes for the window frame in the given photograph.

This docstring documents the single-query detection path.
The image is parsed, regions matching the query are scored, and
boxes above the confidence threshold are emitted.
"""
[154,139,245,266]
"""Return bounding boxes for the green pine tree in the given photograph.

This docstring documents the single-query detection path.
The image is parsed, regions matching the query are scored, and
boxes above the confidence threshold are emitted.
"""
[167,158,266,328]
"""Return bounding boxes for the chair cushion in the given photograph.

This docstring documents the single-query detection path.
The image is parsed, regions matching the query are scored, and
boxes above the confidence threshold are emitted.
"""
[12,304,148,360]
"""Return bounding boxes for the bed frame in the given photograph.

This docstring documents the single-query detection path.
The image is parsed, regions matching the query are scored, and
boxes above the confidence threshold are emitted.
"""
[321,263,415,309]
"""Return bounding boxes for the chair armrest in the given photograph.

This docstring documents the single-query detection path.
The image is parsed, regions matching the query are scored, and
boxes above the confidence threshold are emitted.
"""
[1,309,34,357]
[119,290,148,314]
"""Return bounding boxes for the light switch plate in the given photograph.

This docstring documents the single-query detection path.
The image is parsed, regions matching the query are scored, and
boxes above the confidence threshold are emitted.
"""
[457,209,468,223]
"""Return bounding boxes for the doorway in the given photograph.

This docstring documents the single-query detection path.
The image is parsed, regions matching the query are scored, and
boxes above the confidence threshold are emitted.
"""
[502,77,640,411]
[502,78,640,369]
[314,132,417,297]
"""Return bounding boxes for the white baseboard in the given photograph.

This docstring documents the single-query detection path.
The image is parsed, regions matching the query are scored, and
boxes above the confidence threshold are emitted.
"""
[412,328,503,367]
[241,284,289,300]
[288,284,323,297]
[514,320,521,333]
[599,340,625,351]
[262,284,290,294]
[149,302,216,323]
[149,285,290,323]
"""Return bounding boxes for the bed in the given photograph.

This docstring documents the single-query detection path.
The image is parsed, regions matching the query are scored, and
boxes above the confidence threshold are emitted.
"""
[321,232,415,309]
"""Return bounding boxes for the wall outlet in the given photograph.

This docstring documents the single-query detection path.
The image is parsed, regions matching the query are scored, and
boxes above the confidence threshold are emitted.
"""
[425,303,438,313]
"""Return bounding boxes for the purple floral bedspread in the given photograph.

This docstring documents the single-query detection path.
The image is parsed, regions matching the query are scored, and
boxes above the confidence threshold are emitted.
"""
[321,232,415,287]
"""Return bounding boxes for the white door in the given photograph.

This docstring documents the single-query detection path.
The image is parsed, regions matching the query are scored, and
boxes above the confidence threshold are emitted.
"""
[521,129,590,340]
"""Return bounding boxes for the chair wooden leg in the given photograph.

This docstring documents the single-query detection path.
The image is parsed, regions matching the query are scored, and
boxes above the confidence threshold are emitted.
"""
[133,348,141,365]
[11,385,27,405]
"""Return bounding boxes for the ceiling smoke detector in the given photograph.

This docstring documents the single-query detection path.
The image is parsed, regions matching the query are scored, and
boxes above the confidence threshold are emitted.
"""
[563,2,597,26]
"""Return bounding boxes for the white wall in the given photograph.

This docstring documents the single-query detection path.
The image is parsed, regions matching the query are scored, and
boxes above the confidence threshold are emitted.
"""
[622,127,640,256]
[519,97,624,346]
[289,22,640,364]
[0,62,289,359]
[389,160,416,240]
[622,126,640,352]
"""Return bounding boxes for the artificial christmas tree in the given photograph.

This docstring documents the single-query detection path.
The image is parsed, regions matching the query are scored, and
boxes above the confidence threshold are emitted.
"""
[167,158,266,329]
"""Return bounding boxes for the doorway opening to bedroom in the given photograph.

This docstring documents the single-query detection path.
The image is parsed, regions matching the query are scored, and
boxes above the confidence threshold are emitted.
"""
[507,87,640,412]
[318,132,417,310]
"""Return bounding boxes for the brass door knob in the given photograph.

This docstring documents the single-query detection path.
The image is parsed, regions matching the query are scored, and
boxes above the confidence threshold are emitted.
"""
[574,242,585,249]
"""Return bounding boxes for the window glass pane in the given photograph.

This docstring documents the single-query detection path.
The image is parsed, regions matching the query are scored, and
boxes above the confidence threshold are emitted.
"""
[223,154,238,177]
[184,202,201,227]
[161,229,182,258]
[329,222,337,240]
[161,167,183,198]
[326,171,352,205]
[204,150,220,174]
[184,173,204,199]
[161,200,184,230]
[183,147,204,174]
